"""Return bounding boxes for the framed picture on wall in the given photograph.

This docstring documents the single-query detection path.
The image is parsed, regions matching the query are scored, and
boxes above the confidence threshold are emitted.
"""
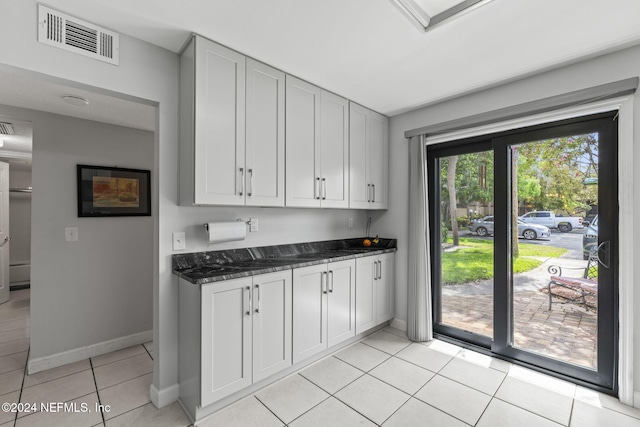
[77,165,151,217]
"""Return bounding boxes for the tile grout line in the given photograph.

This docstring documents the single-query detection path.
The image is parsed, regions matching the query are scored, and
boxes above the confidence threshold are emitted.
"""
[471,369,511,426]
[407,368,473,426]
[252,394,288,426]
[491,395,571,426]
[142,344,153,360]
[12,347,29,427]
[278,375,335,426]
[89,358,107,426]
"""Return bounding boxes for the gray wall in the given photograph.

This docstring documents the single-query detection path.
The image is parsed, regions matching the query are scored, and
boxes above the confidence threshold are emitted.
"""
[0,104,156,359]
[377,43,640,389]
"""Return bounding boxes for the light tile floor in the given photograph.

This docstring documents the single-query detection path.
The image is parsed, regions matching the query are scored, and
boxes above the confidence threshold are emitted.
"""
[3,289,640,426]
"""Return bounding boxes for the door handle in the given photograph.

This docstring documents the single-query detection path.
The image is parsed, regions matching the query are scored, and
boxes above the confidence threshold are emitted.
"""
[255,284,261,313]
[0,236,11,247]
[329,270,334,293]
[596,241,610,269]
[245,286,252,315]
[322,271,327,294]
[248,168,253,197]
[239,167,245,196]
[322,178,326,200]
[316,177,321,200]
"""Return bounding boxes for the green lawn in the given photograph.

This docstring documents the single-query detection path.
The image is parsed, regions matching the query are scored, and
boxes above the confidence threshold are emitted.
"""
[441,237,567,285]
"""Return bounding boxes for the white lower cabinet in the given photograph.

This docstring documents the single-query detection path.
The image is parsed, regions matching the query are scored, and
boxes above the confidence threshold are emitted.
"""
[292,259,356,363]
[180,252,395,420]
[200,271,292,407]
[355,252,395,334]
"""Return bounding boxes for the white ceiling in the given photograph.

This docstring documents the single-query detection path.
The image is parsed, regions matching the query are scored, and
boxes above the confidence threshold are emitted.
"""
[33,0,640,117]
[1,0,639,148]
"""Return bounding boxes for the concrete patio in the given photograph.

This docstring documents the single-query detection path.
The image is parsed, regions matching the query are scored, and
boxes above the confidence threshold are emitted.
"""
[441,257,597,368]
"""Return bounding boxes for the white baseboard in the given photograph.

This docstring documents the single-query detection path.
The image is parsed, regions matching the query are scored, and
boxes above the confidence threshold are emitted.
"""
[27,329,153,374]
[151,383,180,409]
[390,318,407,331]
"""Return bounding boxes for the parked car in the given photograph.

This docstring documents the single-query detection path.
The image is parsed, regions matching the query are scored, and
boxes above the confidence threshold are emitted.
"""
[468,216,551,240]
[519,211,583,232]
[583,215,598,260]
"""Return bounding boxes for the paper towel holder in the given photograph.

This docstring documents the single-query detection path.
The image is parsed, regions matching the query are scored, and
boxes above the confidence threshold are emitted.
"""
[203,219,250,231]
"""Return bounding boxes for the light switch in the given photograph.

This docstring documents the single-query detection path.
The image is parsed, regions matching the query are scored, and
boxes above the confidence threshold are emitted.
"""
[250,218,258,232]
[173,232,186,251]
[65,227,78,242]
[348,218,353,228]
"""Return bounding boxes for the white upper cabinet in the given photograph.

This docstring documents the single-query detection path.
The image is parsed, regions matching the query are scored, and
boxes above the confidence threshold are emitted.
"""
[286,76,349,208]
[245,59,285,207]
[179,36,284,207]
[319,91,349,208]
[349,103,389,210]
[285,76,321,208]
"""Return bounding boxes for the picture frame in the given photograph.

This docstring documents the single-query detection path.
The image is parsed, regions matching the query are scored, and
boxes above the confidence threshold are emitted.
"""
[77,164,151,217]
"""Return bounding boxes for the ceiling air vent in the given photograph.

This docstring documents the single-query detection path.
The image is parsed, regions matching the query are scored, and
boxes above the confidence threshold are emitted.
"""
[0,123,15,136]
[38,5,119,65]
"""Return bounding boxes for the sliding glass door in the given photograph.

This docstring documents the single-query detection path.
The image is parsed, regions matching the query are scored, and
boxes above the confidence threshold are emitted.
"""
[428,112,618,392]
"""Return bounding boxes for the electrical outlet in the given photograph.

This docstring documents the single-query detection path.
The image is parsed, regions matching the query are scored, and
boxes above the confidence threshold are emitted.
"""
[65,227,78,242]
[250,217,259,232]
[348,218,353,228]
[173,232,186,251]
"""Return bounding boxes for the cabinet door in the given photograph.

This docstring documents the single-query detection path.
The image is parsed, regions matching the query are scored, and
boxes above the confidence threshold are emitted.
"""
[375,254,395,324]
[194,37,246,205]
[327,260,356,347]
[349,103,370,209]
[246,59,285,207]
[292,264,327,363]
[369,111,389,210]
[252,271,292,382]
[286,76,321,207]
[320,91,349,208]
[355,257,376,334]
[201,277,252,406]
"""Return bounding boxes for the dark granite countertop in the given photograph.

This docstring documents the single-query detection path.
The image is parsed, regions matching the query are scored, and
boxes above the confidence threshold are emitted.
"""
[173,237,397,285]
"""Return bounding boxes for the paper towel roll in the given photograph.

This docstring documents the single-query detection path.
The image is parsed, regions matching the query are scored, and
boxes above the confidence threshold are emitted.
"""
[206,221,247,244]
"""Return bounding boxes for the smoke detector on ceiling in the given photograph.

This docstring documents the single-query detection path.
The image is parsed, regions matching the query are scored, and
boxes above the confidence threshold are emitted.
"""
[37,5,119,65]
[62,95,90,107]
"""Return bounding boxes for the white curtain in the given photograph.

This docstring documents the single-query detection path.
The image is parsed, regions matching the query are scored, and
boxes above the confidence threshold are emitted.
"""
[407,135,432,342]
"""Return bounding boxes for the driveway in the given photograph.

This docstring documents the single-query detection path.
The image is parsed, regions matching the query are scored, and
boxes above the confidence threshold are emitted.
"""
[463,228,584,259]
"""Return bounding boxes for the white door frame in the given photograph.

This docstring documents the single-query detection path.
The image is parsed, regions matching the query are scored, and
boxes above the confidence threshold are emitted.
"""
[425,96,635,406]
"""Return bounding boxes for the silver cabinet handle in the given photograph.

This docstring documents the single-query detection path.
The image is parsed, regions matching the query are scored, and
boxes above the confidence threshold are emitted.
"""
[372,184,376,203]
[378,260,382,279]
[316,177,321,200]
[329,270,334,293]
[255,284,261,313]
[245,286,252,315]
[322,178,326,200]
[248,168,253,197]
[373,262,377,281]
[239,167,245,196]
[322,271,328,294]
[367,183,371,202]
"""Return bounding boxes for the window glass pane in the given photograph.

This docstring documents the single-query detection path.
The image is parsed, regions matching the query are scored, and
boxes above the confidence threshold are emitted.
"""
[511,133,598,369]
[437,150,494,338]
